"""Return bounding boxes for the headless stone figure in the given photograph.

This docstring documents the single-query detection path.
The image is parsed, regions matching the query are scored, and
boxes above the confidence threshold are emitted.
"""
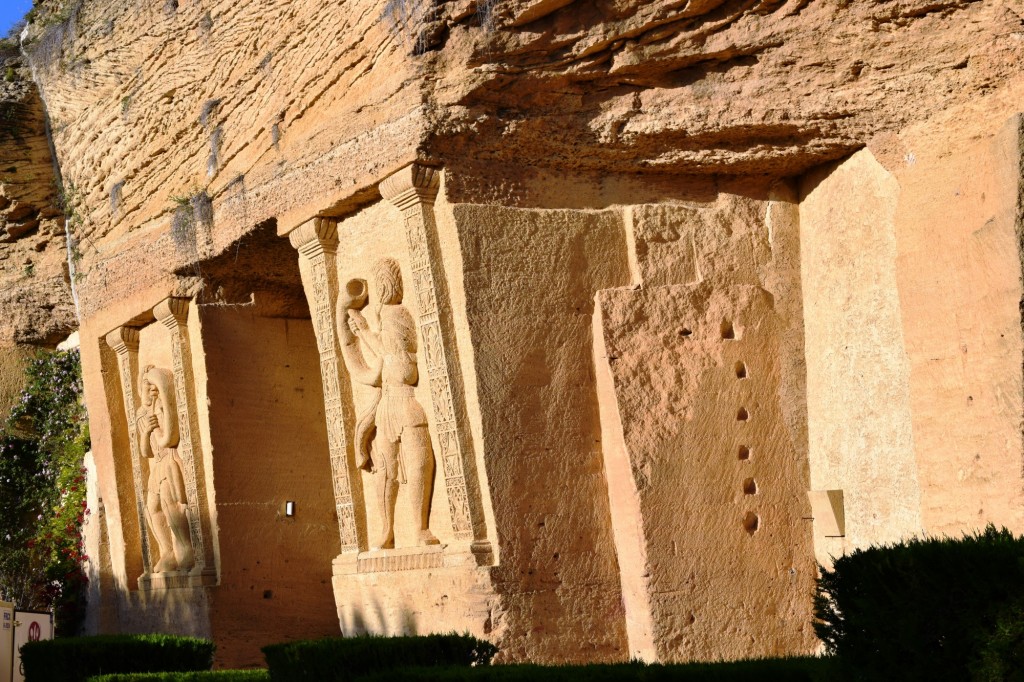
[137,366,195,572]
[338,257,440,550]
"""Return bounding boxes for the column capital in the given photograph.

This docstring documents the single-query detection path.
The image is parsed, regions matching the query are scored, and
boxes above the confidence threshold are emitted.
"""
[289,216,339,257]
[105,326,141,355]
[154,297,190,330]
[380,163,440,211]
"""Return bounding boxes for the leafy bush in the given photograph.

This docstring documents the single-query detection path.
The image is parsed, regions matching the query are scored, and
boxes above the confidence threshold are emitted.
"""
[262,634,497,682]
[0,350,89,634]
[21,634,214,682]
[814,525,1024,681]
[971,597,1024,681]
[354,658,834,682]
[89,672,268,682]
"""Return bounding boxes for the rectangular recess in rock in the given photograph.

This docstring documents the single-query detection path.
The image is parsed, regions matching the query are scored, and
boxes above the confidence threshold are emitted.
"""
[595,282,816,663]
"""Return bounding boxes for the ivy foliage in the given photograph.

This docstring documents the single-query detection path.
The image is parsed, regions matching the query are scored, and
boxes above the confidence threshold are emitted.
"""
[0,349,89,635]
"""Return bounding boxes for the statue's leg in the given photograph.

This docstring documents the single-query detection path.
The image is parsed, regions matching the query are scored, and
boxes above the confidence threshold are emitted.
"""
[161,478,194,570]
[147,487,176,572]
[403,425,439,546]
[374,440,400,550]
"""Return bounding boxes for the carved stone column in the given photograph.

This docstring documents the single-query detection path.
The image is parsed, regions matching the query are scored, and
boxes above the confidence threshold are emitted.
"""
[153,297,216,578]
[379,164,486,547]
[290,217,366,553]
[104,325,152,576]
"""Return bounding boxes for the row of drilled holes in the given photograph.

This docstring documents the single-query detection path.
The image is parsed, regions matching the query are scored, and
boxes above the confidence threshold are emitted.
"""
[728,322,760,536]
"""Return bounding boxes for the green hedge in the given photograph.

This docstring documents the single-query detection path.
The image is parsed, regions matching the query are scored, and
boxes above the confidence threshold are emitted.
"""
[814,525,1024,681]
[22,634,214,682]
[354,658,834,682]
[262,634,497,682]
[89,673,268,682]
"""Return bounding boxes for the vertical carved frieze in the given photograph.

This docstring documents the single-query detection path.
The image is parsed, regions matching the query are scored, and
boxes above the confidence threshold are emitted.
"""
[104,326,152,575]
[153,298,215,575]
[379,164,477,541]
[290,217,364,553]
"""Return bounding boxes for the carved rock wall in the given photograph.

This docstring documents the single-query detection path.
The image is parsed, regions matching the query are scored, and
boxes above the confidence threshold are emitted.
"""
[23,0,427,323]
[800,108,1024,563]
[18,0,1024,323]
[432,0,1024,177]
[800,149,922,559]
[593,196,816,661]
[892,114,1024,538]
[448,203,632,661]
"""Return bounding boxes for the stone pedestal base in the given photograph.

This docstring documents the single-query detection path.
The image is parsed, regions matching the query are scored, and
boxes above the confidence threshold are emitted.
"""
[332,544,496,639]
[138,568,217,591]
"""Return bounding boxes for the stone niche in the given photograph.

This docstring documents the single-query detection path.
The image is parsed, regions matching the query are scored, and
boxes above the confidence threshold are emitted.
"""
[288,166,498,643]
[104,299,218,593]
[98,297,219,641]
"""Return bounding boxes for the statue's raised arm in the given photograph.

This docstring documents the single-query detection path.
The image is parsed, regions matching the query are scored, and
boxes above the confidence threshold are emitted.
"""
[337,278,383,388]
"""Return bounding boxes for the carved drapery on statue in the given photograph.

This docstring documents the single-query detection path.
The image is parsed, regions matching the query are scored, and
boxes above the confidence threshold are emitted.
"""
[106,296,218,589]
[337,257,441,550]
[136,365,195,572]
[154,297,216,579]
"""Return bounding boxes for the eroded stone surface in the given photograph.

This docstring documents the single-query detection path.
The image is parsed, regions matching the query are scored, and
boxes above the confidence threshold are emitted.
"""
[0,48,75,346]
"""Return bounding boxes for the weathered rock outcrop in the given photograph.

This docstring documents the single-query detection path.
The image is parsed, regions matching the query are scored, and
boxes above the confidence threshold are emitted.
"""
[16,0,1024,316]
[0,46,75,347]
[434,0,1024,177]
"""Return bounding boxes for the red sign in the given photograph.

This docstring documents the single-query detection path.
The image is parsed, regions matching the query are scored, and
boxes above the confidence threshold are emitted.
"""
[27,622,40,642]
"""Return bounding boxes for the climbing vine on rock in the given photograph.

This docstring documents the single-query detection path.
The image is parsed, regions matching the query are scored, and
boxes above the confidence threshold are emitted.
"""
[0,349,89,635]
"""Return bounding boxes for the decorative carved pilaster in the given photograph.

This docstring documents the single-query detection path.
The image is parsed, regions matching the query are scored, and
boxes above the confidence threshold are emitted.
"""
[104,325,152,575]
[379,164,481,543]
[290,217,366,553]
[153,297,215,576]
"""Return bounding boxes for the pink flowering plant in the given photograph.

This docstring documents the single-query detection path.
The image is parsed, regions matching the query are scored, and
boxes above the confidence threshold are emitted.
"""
[0,349,89,635]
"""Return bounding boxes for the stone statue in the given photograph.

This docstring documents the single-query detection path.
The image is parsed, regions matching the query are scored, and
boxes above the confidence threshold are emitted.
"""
[137,365,195,572]
[337,257,440,550]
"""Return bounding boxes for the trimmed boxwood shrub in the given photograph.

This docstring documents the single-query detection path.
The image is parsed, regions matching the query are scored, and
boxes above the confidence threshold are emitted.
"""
[814,525,1024,681]
[353,658,834,682]
[22,634,214,682]
[262,634,497,681]
[89,673,268,682]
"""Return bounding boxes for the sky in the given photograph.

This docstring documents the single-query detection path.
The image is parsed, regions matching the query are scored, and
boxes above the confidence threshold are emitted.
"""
[0,0,33,39]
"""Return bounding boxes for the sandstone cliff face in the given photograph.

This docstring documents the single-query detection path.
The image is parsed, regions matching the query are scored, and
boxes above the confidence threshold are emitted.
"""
[0,45,75,347]
[433,0,1024,178]
[18,0,1024,319]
